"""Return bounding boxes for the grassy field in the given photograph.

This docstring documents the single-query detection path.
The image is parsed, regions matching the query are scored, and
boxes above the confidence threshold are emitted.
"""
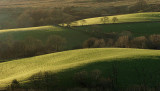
[70,12,160,36]
[75,22,160,36]
[1,48,160,88]
[70,12,160,26]
[0,26,91,49]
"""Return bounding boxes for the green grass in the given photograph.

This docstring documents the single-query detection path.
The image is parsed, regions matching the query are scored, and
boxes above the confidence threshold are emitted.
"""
[0,26,91,49]
[70,12,160,26]
[75,22,160,36]
[1,48,160,88]
[70,12,160,36]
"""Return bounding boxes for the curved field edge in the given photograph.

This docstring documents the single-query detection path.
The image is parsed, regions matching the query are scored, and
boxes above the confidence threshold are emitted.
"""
[0,26,91,49]
[0,48,160,87]
[68,12,160,26]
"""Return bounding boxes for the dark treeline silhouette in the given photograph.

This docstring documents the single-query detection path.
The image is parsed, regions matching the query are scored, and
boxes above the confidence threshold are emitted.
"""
[1,33,160,60]
[82,30,160,50]
[0,35,66,60]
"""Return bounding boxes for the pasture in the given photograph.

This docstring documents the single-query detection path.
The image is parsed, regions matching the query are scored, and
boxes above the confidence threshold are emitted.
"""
[70,12,160,26]
[0,48,160,88]
[0,26,91,49]
[75,22,160,36]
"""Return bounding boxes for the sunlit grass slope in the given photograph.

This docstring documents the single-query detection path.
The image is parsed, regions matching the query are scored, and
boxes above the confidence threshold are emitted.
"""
[0,26,91,49]
[1,48,160,87]
[70,12,160,26]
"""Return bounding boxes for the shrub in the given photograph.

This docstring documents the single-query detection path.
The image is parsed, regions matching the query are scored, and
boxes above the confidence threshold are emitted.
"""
[130,36,148,49]
[30,72,58,89]
[74,71,90,87]
[115,35,130,48]
[83,37,98,48]
[98,77,113,90]
[112,17,118,23]
[23,37,44,57]
[106,38,114,47]
[83,38,105,48]
[101,16,109,24]
[10,79,20,90]
[91,69,102,81]
[149,34,160,49]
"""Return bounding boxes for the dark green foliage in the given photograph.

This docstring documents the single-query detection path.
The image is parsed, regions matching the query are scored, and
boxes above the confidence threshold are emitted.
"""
[9,79,20,91]
[29,72,58,90]
[74,69,114,89]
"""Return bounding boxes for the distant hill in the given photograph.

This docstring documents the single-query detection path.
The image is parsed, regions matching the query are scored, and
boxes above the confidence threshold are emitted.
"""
[0,0,158,8]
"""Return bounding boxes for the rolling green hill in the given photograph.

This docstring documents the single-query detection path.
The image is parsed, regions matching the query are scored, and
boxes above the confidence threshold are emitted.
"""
[71,12,160,36]
[70,12,160,26]
[0,26,91,49]
[1,48,160,88]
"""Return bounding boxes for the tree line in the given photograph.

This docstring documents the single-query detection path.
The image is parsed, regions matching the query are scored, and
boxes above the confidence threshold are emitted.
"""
[0,33,160,60]
[82,33,160,50]
[0,35,66,60]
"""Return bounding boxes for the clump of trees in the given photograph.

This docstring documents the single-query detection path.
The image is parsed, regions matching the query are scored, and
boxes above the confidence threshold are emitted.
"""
[100,16,118,24]
[46,35,66,52]
[130,36,148,49]
[115,35,130,48]
[74,70,114,90]
[0,35,66,60]
[83,38,105,48]
[101,16,109,24]
[82,33,160,50]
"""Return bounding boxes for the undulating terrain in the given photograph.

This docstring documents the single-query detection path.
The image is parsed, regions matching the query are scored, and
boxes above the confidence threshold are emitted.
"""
[1,48,160,88]
[0,0,160,91]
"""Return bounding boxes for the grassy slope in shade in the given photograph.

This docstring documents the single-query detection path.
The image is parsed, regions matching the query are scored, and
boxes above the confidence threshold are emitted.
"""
[0,26,91,49]
[1,48,160,87]
[75,22,160,36]
[70,12,160,26]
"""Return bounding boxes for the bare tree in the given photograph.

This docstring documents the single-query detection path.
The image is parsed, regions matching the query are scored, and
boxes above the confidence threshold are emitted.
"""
[112,17,118,23]
[131,36,148,49]
[149,34,160,49]
[115,35,130,48]
[46,35,66,52]
[101,16,109,24]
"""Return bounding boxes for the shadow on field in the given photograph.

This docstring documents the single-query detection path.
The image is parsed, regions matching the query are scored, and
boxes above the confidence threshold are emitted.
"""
[7,56,160,91]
